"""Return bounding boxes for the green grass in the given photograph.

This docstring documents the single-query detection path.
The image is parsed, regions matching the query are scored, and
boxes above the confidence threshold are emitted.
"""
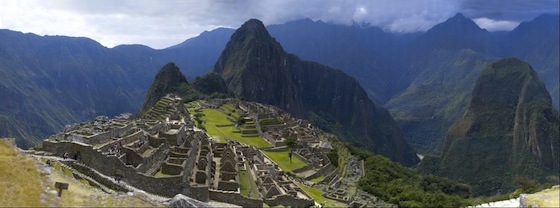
[295,182,346,207]
[308,175,325,184]
[262,150,307,172]
[154,171,174,178]
[205,124,271,148]
[239,169,260,198]
[201,109,231,124]
[199,108,271,148]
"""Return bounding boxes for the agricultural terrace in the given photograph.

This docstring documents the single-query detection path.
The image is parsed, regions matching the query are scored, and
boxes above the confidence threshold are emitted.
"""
[262,150,307,172]
[186,101,271,148]
[295,182,347,207]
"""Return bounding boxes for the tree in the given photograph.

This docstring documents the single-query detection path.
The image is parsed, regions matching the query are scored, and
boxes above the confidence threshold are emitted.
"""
[285,137,297,149]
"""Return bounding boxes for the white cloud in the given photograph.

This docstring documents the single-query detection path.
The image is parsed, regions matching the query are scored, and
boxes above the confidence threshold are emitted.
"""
[473,18,520,31]
[0,0,556,49]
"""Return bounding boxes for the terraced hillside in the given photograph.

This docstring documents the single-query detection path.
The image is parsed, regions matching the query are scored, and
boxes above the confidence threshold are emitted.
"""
[143,95,190,122]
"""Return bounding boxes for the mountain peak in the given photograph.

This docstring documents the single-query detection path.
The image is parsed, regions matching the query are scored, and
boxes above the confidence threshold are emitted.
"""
[212,19,287,77]
[139,62,191,116]
[234,19,272,40]
[440,13,481,31]
[414,12,497,55]
[450,13,467,20]
[242,19,266,28]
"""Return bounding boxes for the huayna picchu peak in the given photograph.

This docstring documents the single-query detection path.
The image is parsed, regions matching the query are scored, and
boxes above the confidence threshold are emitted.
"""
[420,58,560,196]
[212,19,420,166]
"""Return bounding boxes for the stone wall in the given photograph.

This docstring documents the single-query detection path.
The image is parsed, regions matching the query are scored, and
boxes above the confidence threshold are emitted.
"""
[121,147,143,168]
[305,163,335,180]
[138,143,169,173]
[217,180,239,192]
[98,130,144,151]
[209,190,263,208]
[63,161,130,192]
[42,141,185,197]
[148,137,167,148]
[264,194,314,208]
[182,136,199,183]
[127,173,183,197]
[183,184,209,202]
[87,123,132,144]
[162,161,183,175]
[321,169,338,185]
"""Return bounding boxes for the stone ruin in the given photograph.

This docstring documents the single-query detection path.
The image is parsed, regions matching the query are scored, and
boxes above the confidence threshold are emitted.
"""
[36,96,317,207]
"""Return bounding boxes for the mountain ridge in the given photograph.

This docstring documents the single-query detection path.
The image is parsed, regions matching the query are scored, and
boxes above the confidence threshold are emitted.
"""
[0,14,557,153]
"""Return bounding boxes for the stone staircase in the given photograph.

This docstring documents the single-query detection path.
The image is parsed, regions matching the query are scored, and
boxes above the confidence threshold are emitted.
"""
[144,159,165,176]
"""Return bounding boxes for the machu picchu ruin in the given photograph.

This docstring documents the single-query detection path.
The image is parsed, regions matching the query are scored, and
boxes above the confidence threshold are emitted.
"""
[28,95,384,207]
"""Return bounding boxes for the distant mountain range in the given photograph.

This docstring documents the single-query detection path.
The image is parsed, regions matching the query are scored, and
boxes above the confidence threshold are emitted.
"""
[0,13,557,158]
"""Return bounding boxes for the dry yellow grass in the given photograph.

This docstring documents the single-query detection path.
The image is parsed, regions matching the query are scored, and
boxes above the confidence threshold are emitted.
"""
[0,139,160,207]
[49,165,158,207]
[525,186,560,207]
[0,138,46,207]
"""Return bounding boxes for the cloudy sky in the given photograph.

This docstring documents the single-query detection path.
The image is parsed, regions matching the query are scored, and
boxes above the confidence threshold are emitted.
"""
[0,0,557,49]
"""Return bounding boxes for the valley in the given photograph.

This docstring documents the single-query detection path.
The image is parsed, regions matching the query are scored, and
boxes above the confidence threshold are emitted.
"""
[0,7,558,207]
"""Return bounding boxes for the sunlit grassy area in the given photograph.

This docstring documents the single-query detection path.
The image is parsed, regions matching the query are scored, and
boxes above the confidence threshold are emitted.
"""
[308,175,325,184]
[0,139,159,207]
[201,108,232,125]
[220,104,241,118]
[295,182,346,207]
[199,108,271,148]
[154,171,175,178]
[239,169,260,198]
[262,150,307,172]
[525,186,560,207]
[0,139,46,207]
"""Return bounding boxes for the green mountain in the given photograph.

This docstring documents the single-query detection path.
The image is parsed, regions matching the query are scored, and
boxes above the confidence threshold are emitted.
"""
[0,30,160,148]
[420,58,559,195]
[191,72,231,96]
[212,19,419,166]
[138,62,196,116]
[385,14,500,154]
[386,49,490,154]
[267,19,400,103]
[506,14,559,110]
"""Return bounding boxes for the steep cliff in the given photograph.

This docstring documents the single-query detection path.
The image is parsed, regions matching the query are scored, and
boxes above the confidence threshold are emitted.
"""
[429,58,559,195]
[213,19,419,166]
